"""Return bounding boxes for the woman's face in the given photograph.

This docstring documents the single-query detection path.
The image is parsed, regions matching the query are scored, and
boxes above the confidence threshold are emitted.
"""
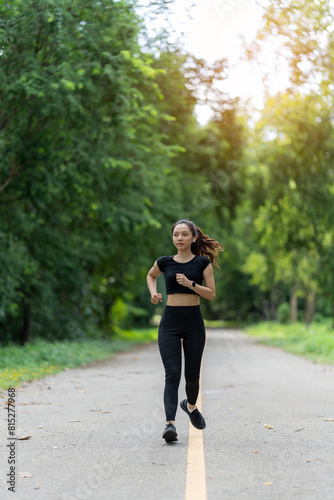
[172,223,194,250]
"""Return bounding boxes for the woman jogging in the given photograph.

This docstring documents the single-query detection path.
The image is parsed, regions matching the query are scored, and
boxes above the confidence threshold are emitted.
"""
[146,219,223,443]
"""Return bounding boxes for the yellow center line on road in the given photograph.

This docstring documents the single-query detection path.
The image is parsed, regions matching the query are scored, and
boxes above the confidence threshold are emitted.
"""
[185,388,207,500]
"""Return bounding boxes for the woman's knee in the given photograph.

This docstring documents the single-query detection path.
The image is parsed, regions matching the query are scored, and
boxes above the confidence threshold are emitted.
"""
[185,378,199,388]
[165,363,181,385]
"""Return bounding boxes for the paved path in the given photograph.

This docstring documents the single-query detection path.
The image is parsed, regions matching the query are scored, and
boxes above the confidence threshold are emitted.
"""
[1,329,334,499]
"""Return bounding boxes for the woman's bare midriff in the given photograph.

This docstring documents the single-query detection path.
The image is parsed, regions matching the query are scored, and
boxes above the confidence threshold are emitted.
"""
[166,294,200,306]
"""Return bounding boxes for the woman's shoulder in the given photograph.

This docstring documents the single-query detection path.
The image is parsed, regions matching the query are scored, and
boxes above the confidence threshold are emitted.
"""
[156,255,173,271]
[156,255,173,262]
[197,255,212,269]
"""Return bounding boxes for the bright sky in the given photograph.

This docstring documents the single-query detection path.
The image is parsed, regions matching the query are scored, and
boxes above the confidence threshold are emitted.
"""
[163,0,291,122]
[171,0,264,60]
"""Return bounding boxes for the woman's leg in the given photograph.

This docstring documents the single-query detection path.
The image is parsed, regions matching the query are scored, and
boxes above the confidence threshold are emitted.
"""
[183,310,206,406]
[158,319,182,422]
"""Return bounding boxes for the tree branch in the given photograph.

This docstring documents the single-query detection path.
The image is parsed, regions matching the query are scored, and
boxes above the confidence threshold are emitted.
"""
[0,156,19,194]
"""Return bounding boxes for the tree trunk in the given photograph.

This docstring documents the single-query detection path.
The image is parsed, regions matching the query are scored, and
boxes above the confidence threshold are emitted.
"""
[103,299,113,327]
[21,301,32,345]
[262,299,277,321]
[304,291,316,326]
[290,286,298,322]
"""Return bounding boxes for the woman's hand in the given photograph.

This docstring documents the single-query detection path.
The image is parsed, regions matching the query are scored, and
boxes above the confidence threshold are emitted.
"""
[176,273,192,288]
[151,292,162,304]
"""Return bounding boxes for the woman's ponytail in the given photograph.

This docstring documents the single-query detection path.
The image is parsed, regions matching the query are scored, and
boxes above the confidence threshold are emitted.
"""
[192,225,224,268]
[171,219,224,268]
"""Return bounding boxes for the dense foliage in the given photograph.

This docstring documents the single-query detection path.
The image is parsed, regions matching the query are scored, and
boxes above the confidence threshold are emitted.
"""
[1,0,333,344]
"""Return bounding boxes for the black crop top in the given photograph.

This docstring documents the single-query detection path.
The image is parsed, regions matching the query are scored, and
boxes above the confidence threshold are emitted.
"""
[156,255,211,295]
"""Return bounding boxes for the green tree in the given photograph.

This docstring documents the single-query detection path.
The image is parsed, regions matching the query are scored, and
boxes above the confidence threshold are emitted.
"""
[240,0,334,324]
[0,0,179,343]
[243,91,334,323]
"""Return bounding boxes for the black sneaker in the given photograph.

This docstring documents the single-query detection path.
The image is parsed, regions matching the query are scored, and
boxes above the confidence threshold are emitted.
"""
[180,399,206,429]
[162,423,178,442]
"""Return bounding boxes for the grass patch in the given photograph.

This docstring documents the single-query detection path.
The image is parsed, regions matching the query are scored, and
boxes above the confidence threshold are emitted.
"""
[0,327,158,390]
[244,320,334,364]
[117,327,158,343]
[204,319,240,329]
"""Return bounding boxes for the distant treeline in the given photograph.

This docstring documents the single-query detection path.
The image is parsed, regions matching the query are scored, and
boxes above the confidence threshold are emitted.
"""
[1,0,333,344]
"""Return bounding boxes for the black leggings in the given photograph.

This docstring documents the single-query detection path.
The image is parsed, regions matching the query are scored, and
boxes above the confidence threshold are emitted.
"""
[158,305,206,421]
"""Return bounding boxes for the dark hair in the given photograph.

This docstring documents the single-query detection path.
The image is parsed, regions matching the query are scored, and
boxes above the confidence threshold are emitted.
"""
[171,219,224,268]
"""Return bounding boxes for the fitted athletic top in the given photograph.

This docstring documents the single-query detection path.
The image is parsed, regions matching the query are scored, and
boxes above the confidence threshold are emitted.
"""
[156,255,211,295]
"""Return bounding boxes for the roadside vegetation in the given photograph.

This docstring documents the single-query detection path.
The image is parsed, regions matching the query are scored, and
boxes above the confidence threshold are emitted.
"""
[244,320,334,365]
[1,0,334,378]
[0,328,158,390]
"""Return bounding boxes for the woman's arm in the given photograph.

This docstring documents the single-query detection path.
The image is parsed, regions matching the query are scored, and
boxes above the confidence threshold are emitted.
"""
[176,263,216,301]
[146,261,163,304]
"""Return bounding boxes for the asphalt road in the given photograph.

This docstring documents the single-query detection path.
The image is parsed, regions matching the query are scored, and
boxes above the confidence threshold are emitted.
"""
[1,329,334,500]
